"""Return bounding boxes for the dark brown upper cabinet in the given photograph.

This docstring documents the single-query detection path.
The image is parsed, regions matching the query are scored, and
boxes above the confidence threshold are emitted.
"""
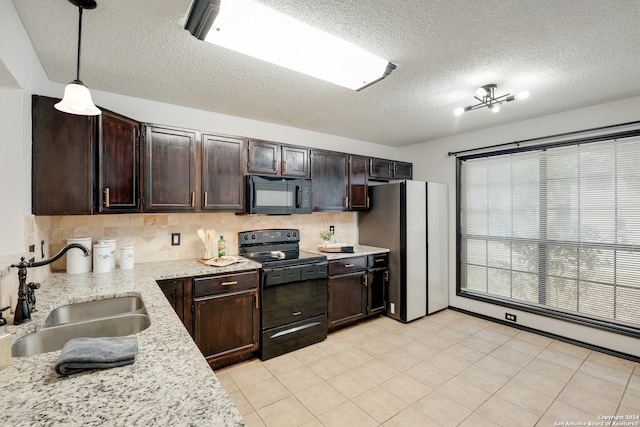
[247,139,309,178]
[201,134,245,212]
[143,125,197,212]
[32,95,412,216]
[32,96,97,215]
[98,110,140,213]
[310,150,349,211]
[369,158,394,181]
[348,155,369,210]
[370,158,413,181]
[393,161,413,179]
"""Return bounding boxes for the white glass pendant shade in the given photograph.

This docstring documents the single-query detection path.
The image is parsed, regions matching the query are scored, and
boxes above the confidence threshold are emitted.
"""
[55,81,101,116]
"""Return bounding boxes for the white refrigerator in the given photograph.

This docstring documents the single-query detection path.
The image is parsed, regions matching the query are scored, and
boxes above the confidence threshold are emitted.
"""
[359,180,448,322]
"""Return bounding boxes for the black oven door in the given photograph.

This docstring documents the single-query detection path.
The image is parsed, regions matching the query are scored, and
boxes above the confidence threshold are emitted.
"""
[260,262,328,360]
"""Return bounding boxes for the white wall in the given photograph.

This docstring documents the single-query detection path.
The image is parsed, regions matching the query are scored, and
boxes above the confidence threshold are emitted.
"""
[0,0,53,255]
[0,87,24,253]
[399,95,640,357]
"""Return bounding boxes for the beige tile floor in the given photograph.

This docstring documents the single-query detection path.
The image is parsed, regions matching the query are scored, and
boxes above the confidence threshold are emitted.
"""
[215,310,640,427]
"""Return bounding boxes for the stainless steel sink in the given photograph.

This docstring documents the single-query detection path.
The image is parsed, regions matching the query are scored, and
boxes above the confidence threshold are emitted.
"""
[12,296,150,357]
[44,296,145,325]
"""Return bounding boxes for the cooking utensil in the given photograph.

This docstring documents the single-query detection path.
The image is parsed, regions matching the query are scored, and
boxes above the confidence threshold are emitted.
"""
[197,229,207,245]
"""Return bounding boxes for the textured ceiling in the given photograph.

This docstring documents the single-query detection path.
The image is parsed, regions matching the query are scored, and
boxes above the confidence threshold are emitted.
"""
[11,0,640,147]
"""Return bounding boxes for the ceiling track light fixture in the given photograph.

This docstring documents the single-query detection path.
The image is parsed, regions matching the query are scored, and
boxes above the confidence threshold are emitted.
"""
[54,0,101,116]
[454,84,530,116]
[184,0,396,91]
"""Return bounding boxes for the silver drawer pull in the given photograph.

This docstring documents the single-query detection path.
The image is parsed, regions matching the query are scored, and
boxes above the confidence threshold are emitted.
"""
[293,311,302,316]
[375,258,384,262]
[344,264,355,268]
[221,281,238,286]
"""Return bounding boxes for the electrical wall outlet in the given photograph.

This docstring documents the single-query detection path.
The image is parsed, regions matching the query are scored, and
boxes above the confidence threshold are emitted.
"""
[171,233,181,246]
[329,225,334,234]
[505,313,517,322]
[390,302,395,314]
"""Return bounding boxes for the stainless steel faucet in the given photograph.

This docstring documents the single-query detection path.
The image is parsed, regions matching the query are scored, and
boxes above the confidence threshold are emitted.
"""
[11,243,91,325]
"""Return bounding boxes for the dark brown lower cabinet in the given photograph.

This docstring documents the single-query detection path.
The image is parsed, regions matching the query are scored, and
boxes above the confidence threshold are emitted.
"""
[192,271,259,369]
[328,272,366,330]
[328,257,367,331]
[367,268,388,316]
[328,254,388,331]
[157,278,193,336]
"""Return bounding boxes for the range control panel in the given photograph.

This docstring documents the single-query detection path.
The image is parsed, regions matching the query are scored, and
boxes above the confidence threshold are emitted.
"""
[239,229,300,245]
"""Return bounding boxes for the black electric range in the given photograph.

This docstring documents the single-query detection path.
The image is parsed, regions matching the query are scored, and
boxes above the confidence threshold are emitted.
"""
[238,229,328,360]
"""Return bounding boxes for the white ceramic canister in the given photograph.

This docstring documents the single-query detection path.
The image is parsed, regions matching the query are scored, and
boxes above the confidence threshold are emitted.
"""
[98,238,117,270]
[120,246,134,270]
[93,243,111,274]
[66,237,92,274]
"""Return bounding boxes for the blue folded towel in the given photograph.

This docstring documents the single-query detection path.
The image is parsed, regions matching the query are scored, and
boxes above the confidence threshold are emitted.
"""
[55,336,138,376]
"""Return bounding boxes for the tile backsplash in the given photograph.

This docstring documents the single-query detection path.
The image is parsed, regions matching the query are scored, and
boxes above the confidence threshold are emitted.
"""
[46,212,358,271]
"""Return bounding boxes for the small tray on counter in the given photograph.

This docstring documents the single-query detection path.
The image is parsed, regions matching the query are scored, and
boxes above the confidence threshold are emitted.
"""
[317,245,354,253]
[198,256,248,267]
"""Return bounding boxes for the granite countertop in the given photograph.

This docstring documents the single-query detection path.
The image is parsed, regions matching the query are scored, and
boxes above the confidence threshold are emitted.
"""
[0,258,260,426]
[304,244,389,261]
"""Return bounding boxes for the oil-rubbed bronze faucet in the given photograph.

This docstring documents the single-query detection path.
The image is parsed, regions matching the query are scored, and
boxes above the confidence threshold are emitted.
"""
[11,243,91,325]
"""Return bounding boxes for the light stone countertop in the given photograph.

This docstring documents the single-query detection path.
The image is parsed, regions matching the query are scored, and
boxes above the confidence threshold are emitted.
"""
[0,258,261,426]
[304,244,389,261]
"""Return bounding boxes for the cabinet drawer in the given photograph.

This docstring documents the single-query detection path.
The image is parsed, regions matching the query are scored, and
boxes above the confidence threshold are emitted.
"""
[368,253,388,269]
[193,271,259,297]
[329,256,367,276]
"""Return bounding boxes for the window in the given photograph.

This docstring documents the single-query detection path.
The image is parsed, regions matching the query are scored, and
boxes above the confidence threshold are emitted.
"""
[458,133,640,335]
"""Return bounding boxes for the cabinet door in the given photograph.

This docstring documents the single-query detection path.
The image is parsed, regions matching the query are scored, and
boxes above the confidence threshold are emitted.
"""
[369,158,394,180]
[157,278,193,336]
[328,273,366,329]
[202,134,245,212]
[193,290,259,363]
[32,95,96,215]
[310,150,348,211]
[281,145,309,178]
[394,161,413,179]
[349,155,369,210]
[143,125,197,211]
[247,139,279,175]
[99,110,140,213]
[367,269,387,316]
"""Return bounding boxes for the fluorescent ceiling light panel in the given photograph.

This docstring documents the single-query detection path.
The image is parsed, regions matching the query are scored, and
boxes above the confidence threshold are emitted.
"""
[188,0,395,90]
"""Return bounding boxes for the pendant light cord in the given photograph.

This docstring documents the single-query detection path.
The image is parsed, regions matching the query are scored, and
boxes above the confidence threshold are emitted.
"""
[75,6,83,82]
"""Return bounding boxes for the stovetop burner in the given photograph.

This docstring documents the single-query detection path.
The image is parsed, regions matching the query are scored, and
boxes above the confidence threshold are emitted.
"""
[238,229,326,267]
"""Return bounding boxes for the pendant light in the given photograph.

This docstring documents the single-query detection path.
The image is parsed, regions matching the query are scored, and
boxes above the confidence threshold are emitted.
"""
[55,0,101,116]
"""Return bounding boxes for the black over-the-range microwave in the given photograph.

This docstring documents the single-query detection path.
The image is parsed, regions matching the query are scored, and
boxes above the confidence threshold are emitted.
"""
[246,175,313,215]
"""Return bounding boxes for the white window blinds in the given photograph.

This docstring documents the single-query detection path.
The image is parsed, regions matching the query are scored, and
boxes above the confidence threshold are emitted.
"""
[459,135,640,332]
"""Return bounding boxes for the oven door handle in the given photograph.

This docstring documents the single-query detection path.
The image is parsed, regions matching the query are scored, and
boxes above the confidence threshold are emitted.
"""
[269,322,322,339]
